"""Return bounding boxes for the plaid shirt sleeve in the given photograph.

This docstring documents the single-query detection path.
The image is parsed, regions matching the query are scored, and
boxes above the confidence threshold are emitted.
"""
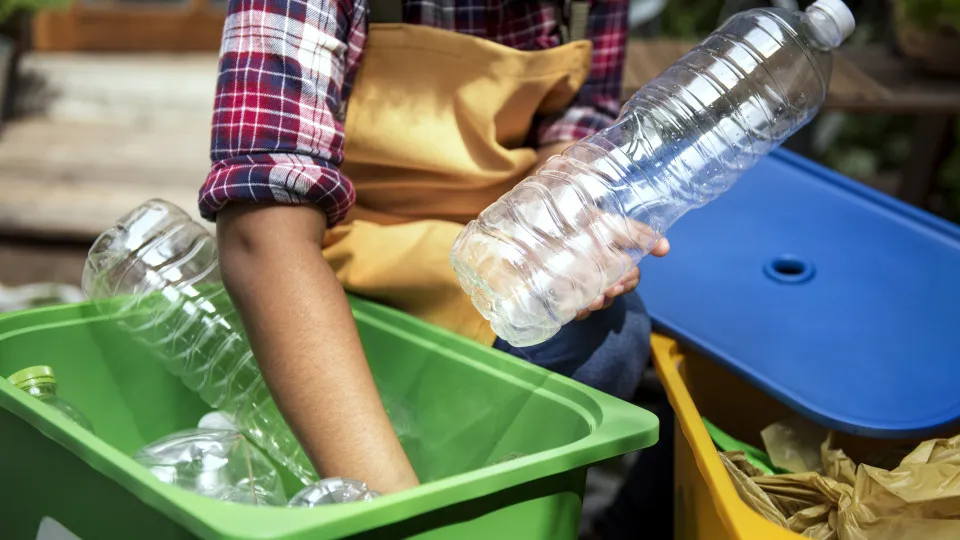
[198,0,365,227]
[535,0,630,146]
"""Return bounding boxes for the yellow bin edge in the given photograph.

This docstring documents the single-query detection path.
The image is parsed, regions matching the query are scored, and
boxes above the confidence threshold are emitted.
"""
[650,333,802,540]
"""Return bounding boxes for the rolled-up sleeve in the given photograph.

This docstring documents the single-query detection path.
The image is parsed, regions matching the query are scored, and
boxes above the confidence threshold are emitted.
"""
[199,0,365,227]
[535,0,629,146]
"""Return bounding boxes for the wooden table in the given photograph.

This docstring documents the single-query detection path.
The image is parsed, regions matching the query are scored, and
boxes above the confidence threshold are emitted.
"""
[0,117,212,286]
[623,40,960,208]
[0,118,213,242]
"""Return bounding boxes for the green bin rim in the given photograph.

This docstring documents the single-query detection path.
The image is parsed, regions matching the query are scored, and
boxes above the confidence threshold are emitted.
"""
[0,296,659,540]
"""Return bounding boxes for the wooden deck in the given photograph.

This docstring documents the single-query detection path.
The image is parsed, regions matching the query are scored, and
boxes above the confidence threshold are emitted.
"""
[0,118,212,241]
[623,41,960,115]
[0,52,217,242]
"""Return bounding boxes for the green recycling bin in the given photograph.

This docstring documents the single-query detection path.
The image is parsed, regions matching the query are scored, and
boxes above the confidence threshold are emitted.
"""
[0,295,658,540]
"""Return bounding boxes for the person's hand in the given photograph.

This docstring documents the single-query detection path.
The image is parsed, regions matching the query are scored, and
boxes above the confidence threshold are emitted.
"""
[529,141,672,321]
[574,237,670,321]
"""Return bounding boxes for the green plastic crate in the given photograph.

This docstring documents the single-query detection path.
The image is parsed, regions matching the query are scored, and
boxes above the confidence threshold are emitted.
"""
[0,295,659,540]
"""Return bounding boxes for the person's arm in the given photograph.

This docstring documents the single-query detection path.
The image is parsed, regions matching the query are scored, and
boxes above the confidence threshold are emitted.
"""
[199,0,418,493]
[218,205,418,493]
[532,0,670,319]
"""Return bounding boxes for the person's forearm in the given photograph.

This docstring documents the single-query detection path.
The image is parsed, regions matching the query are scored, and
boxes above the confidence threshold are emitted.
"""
[217,203,419,494]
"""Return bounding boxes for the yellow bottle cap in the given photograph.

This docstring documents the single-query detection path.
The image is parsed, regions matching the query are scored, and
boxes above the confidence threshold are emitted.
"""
[7,365,57,390]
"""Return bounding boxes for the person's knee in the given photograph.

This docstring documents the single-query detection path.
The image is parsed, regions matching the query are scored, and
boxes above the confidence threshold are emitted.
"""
[493,293,653,399]
[571,294,652,399]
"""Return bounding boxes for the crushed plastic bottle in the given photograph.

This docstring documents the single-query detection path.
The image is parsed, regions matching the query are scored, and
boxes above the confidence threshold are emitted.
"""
[82,200,420,487]
[450,0,856,347]
[287,477,381,507]
[133,428,286,506]
[7,365,94,432]
[80,199,318,485]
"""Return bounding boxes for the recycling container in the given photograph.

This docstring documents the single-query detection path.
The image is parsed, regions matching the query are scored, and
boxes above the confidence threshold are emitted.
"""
[636,151,960,439]
[650,334,945,540]
[0,295,658,540]
[635,149,960,539]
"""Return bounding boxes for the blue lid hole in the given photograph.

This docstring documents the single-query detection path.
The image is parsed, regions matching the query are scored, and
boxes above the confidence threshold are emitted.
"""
[764,255,815,284]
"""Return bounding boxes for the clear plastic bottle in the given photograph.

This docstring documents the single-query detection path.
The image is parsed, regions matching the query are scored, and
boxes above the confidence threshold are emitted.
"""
[81,199,318,486]
[287,477,380,507]
[134,428,287,506]
[7,365,94,432]
[450,0,855,347]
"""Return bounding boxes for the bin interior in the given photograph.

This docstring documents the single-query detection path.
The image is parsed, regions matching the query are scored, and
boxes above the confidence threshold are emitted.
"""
[0,300,592,494]
[0,297,657,540]
[678,346,949,464]
[656,336,960,540]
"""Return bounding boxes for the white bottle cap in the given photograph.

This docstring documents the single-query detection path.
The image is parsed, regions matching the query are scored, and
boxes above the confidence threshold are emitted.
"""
[198,411,238,431]
[809,0,855,41]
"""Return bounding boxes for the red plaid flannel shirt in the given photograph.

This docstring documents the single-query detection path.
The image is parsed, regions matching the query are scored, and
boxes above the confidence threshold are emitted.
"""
[199,0,629,226]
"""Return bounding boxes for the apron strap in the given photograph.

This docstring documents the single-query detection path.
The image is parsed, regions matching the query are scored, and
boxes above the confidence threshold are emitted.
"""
[558,0,590,43]
[368,0,404,24]
[366,0,590,43]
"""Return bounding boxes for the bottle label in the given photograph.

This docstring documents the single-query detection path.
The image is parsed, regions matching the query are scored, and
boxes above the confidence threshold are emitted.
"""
[36,517,82,540]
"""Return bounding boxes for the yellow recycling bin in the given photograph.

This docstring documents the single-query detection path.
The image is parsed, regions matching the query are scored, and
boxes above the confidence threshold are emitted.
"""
[649,334,946,540]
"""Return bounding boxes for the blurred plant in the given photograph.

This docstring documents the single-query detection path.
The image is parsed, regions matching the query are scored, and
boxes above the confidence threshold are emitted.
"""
[659,0,726,39]
[935,119,960,222]
[814,115,912,181]
[0,0,70,24]
[896,0,960,32]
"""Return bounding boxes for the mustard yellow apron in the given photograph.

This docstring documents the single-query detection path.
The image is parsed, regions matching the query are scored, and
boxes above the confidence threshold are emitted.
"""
[322,23,592,346]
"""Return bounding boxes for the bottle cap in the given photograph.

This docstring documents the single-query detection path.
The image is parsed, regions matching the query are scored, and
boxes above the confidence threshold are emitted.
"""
[809,0,855,41]
[7,365,57,390]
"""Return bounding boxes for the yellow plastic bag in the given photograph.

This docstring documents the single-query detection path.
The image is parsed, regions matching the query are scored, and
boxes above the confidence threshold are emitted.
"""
[722,433,960,540]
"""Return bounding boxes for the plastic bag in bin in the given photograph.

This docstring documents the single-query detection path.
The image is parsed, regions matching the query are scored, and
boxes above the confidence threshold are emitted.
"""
[721,433,960,539]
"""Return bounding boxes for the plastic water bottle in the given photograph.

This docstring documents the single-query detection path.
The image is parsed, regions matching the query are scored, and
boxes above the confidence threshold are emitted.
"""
[287,477,380,507]
[134,428,287,506]
[7,365,94,432]
[450,0,855,347]
[81,199,318,485]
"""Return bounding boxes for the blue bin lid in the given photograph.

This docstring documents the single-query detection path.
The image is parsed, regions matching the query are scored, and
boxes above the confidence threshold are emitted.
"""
[636,151,960,438]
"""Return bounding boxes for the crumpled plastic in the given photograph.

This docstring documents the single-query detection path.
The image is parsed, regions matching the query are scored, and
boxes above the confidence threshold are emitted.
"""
[760,415,829,474]
[288,477,381,507]
[721,432,960,540]
[134,427,287,506]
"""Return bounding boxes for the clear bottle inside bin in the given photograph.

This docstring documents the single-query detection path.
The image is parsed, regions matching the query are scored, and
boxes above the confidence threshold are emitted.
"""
[7,365,94,433]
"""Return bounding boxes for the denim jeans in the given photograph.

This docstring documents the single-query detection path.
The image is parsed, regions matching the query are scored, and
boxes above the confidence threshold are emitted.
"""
[492,292,652,400]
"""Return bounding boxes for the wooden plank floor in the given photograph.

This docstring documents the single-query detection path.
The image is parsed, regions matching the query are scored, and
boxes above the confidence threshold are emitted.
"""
[0,240,88,287]
[624,40,960,114]
[0,117,213,241]
[0,52,219,242]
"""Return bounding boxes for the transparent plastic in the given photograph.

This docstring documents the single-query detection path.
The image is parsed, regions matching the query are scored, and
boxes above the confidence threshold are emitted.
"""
[7,367,94,432]
[287,478,380,507]
[133,428,286,506]
[450,1,854,347]
[81,199,418,488]
[379,384,422,462]
[81,200,319,485]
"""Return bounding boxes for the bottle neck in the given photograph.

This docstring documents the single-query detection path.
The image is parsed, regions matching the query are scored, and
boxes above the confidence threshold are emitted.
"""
[19,382,58,399]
